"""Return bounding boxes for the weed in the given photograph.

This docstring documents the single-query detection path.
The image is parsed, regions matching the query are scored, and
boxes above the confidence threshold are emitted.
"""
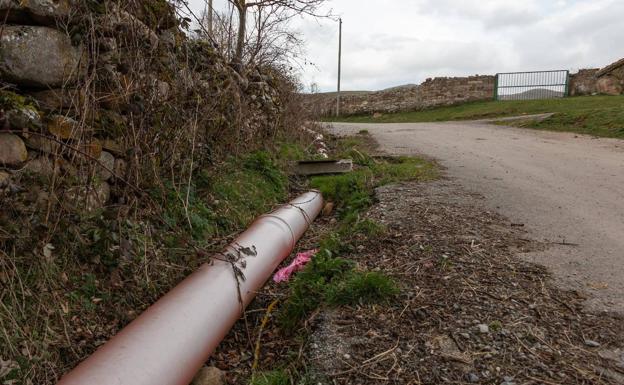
[278,252,354,331]
[243,151,288,193]
[439,255,453,270]
[311,155,436,221]
[310,171,373,219]
[348,218,386,238]
[490,320,503,332]
[155,181,217,240]
[149,150,290,243]
[371,156,438,185]
[250,370,291,385]
[277,142,307,163]
[326,271,399,306]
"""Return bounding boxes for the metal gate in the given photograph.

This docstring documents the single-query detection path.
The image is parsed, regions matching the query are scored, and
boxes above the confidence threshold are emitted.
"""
[494,70,569,101]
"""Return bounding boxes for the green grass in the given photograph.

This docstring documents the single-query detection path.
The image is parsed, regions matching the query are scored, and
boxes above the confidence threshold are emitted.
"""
[277,135,437,331]
[247,136,436,382]
[250,370,318,385]
[155,149,295,241]
[310,155,437,220]
[250,370,291,385]
[325,95,624,138]
[277,251,399,331]
[326,271,399,306]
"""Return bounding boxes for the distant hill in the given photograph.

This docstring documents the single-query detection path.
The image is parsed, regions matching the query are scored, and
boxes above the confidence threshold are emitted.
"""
[380,84,419,92]
[308,90,371,97]
[500,88,564,100]
[307,84,419,97]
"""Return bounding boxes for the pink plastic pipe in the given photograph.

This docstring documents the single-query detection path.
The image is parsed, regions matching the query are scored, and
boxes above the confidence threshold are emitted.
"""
[57,191,323,385]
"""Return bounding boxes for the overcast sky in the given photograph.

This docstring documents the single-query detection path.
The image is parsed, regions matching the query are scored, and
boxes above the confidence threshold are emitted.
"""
[188,0,624,92]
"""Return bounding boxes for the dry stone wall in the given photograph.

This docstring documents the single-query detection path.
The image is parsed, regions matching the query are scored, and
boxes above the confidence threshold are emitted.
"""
[418,76,496,109]
[306,58,624,117]
[305,75,495,117]
[568,59,624,97]
[0,0,291,212]
[569,69,600,96]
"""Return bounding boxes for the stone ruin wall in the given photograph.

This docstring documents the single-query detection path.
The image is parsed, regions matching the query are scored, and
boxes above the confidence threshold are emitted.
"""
[569,62,624,97]
[569,69,600,96]
[306,58,624,117]
[418,76,496,109]
[304,75,495,117]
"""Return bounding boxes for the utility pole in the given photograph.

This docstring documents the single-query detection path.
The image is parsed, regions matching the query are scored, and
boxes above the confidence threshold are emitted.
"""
[208,0,214,34]
[336,17,342,117]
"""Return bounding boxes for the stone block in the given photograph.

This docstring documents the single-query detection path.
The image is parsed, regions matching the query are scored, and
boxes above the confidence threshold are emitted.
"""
[0,0,71,26]
[0,133,27,166]
[597,76,623,95]
[0,26,86,88]
[296,159,353,176]
[191,366,225,385]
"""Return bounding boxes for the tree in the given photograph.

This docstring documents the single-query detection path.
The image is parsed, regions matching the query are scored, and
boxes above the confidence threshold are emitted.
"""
[228,0,329,69]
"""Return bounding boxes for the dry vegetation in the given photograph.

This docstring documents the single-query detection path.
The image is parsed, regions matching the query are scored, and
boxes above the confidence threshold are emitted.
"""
[208,134,624,384]
[0,1,320,383]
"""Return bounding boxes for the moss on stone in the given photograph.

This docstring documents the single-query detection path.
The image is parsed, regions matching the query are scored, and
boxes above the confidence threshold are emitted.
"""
[140,0,176,29]
[0,90,36,111]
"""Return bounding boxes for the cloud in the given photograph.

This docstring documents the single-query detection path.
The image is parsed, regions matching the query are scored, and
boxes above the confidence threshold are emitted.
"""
[417,0,542,29]
[187,0,624,92]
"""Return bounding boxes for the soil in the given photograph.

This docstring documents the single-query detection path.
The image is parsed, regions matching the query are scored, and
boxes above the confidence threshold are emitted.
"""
[328,122,624,314]
[305,179,624,384]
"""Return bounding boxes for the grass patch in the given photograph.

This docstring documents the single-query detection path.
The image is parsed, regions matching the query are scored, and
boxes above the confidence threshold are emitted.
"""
[371,156,437,185]
[326,271,399,306]
[277,251,398,331]
[278,252,355,331]
[310,154,437,219]
[250,370,291,385]
[311,170,373,219]
[250,370,317,385]
[325,95,624,138]
[156,150,294,241]
[507,106,624,138]
[278,135,436,331]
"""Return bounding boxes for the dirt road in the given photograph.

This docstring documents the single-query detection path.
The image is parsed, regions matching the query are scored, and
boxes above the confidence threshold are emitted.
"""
[328,121,624,314]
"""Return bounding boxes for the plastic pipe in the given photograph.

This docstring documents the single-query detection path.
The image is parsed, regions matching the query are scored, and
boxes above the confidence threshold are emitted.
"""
[57,191,323,385]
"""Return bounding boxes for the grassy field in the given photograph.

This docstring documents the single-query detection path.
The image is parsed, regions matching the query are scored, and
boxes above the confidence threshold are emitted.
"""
[326,95,624,138]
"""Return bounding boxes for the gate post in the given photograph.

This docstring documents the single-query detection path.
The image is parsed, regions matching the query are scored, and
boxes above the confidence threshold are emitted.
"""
[494,74,499,101]
[564,70,570,97]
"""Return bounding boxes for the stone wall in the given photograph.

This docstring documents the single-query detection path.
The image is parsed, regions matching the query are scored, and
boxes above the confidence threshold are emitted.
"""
[569,69,600,96]
[595,58,624,95]
[304,75,495,117]
[568,59,624,97]
[306,58,624,118]
[0,0,291,212]
[418,76,496,109]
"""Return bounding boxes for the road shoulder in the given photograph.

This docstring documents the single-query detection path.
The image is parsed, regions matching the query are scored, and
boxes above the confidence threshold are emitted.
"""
[306,179,624,384]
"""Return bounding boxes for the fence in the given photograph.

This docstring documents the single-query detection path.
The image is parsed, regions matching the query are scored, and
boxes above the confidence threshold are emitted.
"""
[494,70,569,101]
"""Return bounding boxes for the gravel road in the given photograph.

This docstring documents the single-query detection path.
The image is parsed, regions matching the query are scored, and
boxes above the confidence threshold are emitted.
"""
[328,121,624,314]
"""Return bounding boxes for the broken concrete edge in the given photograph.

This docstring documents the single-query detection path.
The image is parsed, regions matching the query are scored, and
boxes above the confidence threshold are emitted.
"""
[295,159,354,176]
